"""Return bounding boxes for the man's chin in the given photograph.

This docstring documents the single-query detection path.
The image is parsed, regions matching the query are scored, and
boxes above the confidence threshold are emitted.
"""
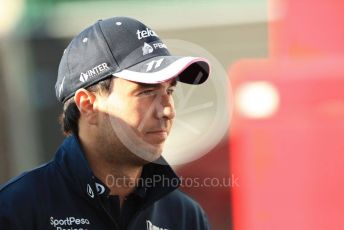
[143,144,164,161]
[127,141,164,164]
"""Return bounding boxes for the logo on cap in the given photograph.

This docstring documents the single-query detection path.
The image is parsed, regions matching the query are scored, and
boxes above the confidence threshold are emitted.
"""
[80,73,89,83]
[79,63,110,83]
[153,42,168,49]
[142,42,154,55]
[137,28,158,40]
[146,58,164,72]
[58,76,65,98]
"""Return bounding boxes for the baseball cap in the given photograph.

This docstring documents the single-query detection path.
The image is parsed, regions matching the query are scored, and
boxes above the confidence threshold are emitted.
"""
[55,16,210,103]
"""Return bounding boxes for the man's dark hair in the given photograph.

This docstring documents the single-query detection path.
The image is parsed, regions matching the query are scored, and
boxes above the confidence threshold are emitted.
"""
[59,77,113,136]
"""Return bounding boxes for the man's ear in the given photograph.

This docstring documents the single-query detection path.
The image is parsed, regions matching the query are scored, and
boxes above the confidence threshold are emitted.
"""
[74,89,97,124]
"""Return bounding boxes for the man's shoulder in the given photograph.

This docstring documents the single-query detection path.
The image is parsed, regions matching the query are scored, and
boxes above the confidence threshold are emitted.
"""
[147,189,210,229]
[169,189,200,204]
[0,161,60,229]
[0,161,55,201]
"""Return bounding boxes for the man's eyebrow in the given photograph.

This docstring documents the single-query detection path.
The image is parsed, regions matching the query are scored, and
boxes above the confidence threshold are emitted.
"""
[136,79,178,88]
[170,79,177,87]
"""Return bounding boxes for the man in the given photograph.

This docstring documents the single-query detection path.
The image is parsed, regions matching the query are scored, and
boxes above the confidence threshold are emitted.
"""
[0,17,211,229]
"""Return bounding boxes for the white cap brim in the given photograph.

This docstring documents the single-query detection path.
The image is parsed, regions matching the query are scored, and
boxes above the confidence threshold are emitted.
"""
[113,56,210,84]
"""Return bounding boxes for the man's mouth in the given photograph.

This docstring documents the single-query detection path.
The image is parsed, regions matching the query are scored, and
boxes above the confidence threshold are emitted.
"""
[145,129,168,142]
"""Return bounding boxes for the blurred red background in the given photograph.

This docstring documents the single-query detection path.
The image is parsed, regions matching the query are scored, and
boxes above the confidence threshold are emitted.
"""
[229,0,344,229]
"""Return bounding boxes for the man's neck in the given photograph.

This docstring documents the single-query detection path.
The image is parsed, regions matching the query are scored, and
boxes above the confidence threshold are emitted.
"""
[78,133,143,203]
[92,159,143,196]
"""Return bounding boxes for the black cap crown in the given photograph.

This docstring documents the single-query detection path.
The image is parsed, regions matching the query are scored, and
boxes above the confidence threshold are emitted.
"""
[55,17,210,103]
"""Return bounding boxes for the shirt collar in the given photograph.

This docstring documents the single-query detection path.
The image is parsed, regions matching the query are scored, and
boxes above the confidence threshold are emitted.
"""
[54,135,180,207]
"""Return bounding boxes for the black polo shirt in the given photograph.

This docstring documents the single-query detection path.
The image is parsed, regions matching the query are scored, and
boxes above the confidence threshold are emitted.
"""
[0,135,211,230]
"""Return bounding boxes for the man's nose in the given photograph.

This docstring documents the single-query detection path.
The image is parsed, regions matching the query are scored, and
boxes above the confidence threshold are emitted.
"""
[155,93,175,120]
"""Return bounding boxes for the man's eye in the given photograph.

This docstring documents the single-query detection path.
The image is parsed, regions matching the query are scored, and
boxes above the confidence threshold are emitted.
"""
[140,90,156,96]
[167,88,175,95]
[167,86,176,95]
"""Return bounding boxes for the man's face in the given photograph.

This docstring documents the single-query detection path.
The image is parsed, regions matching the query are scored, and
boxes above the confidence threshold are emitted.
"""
[97,78,176,162]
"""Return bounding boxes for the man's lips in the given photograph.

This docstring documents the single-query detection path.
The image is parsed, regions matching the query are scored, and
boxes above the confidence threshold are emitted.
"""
[145,130,168,142]
[146,129,168,133]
